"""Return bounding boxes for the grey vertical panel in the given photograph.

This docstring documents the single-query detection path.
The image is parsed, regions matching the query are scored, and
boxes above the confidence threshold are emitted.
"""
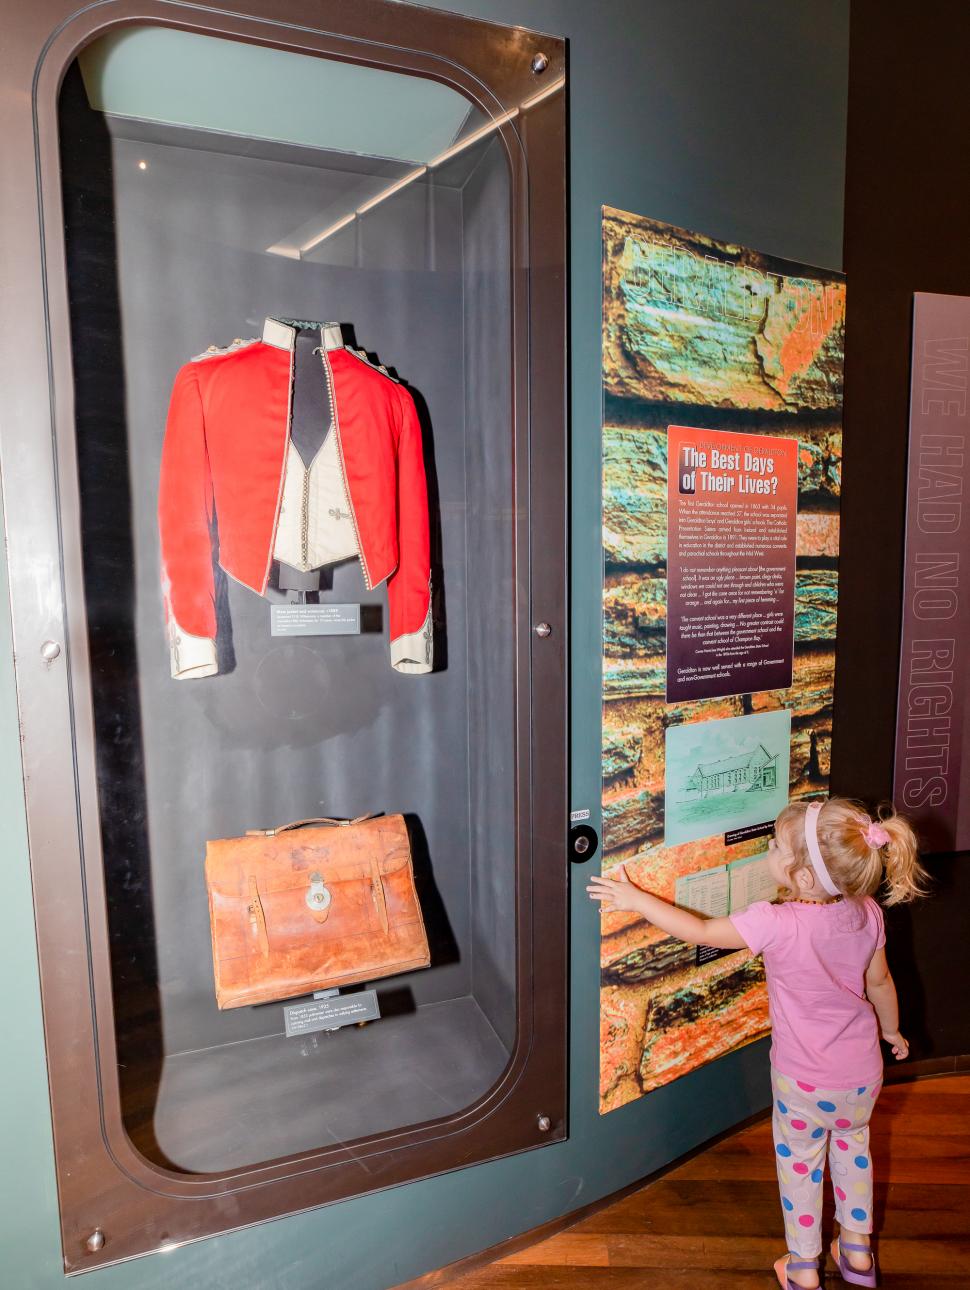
[462,139,516,1048]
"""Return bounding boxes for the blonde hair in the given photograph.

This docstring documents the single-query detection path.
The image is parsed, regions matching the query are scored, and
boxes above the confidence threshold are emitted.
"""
[774,796,928,906]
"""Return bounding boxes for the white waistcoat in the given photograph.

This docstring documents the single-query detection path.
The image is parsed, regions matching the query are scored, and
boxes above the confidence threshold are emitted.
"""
[272,435,360,572]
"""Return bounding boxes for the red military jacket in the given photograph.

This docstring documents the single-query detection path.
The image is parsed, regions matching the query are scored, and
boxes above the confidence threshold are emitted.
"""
[159,318,432,678]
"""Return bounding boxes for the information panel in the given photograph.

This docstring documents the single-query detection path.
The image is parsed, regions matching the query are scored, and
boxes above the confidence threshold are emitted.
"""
[599,206,845,1112]
[664,709,791,848]
[666,426,797,702]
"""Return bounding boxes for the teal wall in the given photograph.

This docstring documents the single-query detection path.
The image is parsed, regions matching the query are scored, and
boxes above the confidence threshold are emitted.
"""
[1,2,848,1285]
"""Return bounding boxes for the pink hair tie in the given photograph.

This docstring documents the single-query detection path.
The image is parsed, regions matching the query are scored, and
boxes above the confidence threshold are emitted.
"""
[863,820,890,849]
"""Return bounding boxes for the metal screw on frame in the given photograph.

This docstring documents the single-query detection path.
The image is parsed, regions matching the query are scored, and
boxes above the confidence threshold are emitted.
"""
[40,639,61,665]
[85,1229,105,1253]
[531,51,549,74]
[534,622,552,638]
[536,1114,552,1132]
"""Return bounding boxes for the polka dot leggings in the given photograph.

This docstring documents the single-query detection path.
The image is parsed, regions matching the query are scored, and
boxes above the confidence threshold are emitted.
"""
[771,1067,881,1259]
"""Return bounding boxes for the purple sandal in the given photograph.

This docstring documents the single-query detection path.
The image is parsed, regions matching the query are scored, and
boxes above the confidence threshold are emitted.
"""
[774,1254,820,1288]
[830,1236,877,1287]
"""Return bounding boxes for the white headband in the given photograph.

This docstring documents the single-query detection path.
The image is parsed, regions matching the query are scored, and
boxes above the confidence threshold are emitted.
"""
[804,801,841,897]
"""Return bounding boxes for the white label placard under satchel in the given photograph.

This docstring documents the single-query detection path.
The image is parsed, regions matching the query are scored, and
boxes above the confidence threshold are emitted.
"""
[284,989,380,1037]
[271,604,361,637]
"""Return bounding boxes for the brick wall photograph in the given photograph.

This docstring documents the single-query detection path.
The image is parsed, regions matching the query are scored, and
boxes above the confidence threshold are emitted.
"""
[599,208,845,1112]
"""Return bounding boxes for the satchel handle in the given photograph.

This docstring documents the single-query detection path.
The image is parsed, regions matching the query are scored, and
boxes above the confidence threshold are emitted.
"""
[245,813,379,838]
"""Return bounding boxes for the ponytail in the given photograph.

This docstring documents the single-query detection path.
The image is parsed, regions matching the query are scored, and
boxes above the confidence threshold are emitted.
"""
[876,807,929,906]
[777,797,929,905]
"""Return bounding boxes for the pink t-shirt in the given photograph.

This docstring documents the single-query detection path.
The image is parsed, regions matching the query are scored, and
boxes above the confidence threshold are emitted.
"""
[730,896,886,1089]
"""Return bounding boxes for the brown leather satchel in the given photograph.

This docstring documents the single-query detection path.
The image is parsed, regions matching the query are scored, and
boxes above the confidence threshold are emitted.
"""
[205,814,430,1009]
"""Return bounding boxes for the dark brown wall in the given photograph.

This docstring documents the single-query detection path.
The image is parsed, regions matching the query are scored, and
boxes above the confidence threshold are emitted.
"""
[834,0,969,1062]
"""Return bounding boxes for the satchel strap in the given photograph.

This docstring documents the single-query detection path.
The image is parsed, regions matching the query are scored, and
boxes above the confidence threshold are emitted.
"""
[247,876,270,957]
[246,813,380,838]
[370,853,389,936]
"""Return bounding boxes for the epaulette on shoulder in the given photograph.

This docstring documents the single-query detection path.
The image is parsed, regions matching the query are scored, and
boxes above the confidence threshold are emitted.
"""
[348,347,399,383]
[191,337,258,363]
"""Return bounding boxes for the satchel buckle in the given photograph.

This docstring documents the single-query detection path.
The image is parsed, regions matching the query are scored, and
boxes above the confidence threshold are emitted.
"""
[306,871,332,915]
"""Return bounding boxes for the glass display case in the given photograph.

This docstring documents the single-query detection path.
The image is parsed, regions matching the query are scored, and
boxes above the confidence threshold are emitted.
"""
[1,0,566,1271]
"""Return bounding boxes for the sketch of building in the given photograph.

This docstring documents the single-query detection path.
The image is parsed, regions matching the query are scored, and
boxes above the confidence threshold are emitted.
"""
[684,744,778,798]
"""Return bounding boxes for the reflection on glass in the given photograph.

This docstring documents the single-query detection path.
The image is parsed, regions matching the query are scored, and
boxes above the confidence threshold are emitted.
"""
[60,26,518,1174]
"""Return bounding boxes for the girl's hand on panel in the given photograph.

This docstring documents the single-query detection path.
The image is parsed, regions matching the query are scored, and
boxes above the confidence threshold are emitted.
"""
[882,1030,909,1060]
[588,873,747,949]
[586,867,642,915]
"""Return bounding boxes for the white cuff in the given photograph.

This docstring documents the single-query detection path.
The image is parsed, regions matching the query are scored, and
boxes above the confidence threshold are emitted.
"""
[390,609,433,675]
[170,624,219,680]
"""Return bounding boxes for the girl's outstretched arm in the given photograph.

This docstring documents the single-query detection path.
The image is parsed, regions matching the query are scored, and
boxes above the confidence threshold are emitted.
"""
[864,946,909,1059]
[587,867,747,950]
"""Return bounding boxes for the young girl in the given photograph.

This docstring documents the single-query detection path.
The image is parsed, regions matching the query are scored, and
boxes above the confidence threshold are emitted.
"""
[587,796,926,1290]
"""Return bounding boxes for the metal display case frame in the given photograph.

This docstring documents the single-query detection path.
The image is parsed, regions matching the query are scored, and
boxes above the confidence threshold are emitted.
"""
[0,0,567,1272]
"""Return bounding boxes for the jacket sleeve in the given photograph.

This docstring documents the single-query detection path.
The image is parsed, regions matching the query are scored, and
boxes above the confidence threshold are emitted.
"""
[158,363,219,680]
[387,386,433,674]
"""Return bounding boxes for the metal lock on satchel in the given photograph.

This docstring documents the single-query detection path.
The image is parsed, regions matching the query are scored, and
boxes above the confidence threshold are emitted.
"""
[306,870,332,921]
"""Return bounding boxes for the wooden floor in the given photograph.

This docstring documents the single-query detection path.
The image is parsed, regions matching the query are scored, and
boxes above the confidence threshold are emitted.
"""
[448,1075,970,1288]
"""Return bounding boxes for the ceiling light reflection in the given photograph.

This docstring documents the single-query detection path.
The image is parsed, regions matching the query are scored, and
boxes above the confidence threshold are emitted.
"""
[268,75,564,259]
